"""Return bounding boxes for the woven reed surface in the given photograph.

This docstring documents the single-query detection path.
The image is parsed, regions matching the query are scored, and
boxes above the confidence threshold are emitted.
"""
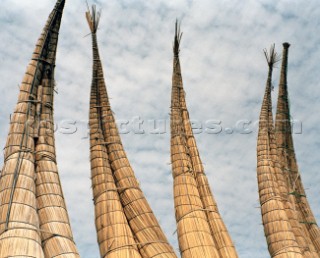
[89,31,142,258]
[100,83,178,258]
[177,57,238,258]
[36,77,79,257]
[257,47,304,258]
[275,44,320,255]
[266,89,315,257]
[267,109,316,258]
[90,93,143,258]
[256,44,320,258]
[0,73,44,257]
[0,1,80,257]
[97,49,177,258]
[170,26,223,257]
[86,7,177,258]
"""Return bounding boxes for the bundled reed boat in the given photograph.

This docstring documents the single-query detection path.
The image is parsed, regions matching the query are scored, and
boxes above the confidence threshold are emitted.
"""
[170,21,238,258]
[256,43,320,258]
[0,1,80,257]
[86,5,178,258]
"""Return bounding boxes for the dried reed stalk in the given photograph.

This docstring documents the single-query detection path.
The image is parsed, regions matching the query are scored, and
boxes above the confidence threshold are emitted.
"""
[264,51,315,257]
[86,5,177,258]
[171,21,238,258]
[36,85,79,257]
[171,22,221,258]
[0,74,44,257]
[0,1,80,257]
[100,89,177,258]
[257,45,303,257]
[89,82,143,258]
[275,43,320,256]
[174,22,238,258]
[87,6,143,258]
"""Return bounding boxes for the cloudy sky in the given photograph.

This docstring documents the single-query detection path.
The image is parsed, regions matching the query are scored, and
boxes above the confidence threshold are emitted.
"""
[1,0,320,257]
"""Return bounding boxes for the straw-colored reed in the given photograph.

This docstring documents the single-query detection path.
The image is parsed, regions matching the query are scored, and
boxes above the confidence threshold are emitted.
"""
[264,54,315,256]
[275,43,320,255]
[171,22,238,258]
[177,32,238,258]
[36,79,79,257]
[0,82,44,257]
[0,1,80,257]
[87,7,143,258]
[86,5,177,258]
[89,83,142,258]
[257,45,303,258]
[170,23,221,258]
